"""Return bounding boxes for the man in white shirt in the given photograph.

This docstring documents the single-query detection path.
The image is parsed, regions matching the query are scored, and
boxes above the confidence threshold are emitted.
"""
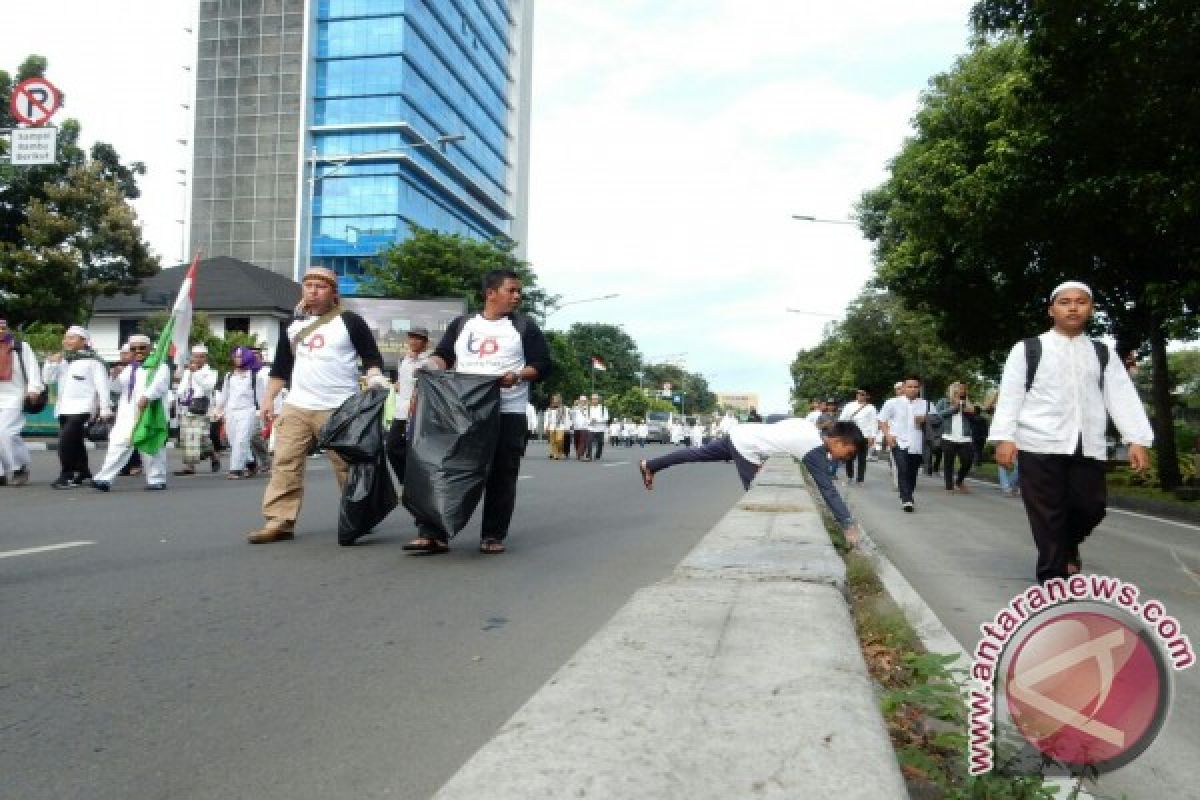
[878,375,929,512]
[248,266,386,543]
[0,319,47,486]
[990,280,1153,583]
[588,393,610,461]
[403,269,551,555]
[43,326,112,488]
[639,418,864,547]
[838,389,878,485]
[385,327,431,483]
[92,334,173,491]
[174,344,221,476]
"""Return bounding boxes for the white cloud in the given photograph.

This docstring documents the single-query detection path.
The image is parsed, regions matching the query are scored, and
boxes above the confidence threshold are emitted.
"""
[528,0,975,412]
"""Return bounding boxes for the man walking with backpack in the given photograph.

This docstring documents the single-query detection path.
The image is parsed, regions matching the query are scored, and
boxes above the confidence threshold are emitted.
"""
[989,281,1153,583]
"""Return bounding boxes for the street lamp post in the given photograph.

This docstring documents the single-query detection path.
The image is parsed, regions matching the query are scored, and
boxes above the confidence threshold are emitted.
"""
[544,293,620,320]
[300,133,466,282]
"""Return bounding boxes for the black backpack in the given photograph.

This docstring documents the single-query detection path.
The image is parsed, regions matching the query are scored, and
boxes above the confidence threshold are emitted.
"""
[1022,337,1109,392]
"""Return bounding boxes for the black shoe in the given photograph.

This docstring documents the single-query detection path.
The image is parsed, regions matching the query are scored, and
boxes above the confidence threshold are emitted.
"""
[902,501,914,512]
[11,467,29,486]
[51,477,74,489]
[211,456,221,473]
[93,481,111,492]
[145,483,167,491]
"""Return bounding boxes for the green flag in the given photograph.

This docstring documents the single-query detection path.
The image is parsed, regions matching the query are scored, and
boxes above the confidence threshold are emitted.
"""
[130,314,174,456]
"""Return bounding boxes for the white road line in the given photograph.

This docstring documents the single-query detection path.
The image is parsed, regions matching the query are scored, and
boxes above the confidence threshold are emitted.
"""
[966,477,1200,532]
[518,475,532,480]
[1170,548,1200,592]
[0,541,94,560]
[602,461,631,467]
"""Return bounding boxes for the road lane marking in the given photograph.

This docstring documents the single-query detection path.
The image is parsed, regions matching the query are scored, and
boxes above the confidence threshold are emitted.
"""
[0,541,94,560]
[518,475,532,480]
[967,477,1200,532]
[602,461,630,467]
[1170,549,1200,592]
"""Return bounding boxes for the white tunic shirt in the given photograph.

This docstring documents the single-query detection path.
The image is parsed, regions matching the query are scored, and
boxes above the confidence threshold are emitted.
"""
[43,355,111,416]
[177,364,218,415]
[394,350,431,421]
[989,330,1153,459]
[878,396,929,455]
[838,401,878,439]
[218,369,269,414]
[729,418,824,466]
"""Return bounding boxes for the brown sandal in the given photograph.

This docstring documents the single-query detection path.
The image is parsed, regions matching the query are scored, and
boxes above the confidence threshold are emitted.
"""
[479,539,506,554]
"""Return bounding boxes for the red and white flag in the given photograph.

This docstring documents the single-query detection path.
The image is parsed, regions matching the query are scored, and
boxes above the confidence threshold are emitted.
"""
[591,356,607,371]
[168,253,199,363]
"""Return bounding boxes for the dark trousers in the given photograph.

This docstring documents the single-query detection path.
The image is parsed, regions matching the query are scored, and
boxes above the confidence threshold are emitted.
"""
[57,413,92,480]
[646,436,760,489]
[480,414,528,541]
[574,429,591,459]
[924,441,942,475]
[1017,449,1106,583]
[942,440,974,489]
[891,446,922,503]
[562,429,572,458]
[589,430,605,460]
[844,445,867,482]
[386,419,407,484]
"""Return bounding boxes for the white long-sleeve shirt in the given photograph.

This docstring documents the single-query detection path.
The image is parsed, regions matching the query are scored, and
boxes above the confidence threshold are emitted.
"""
[838,401,878,439]
[394,351,431,421]
[0,340,45,410]
[988,330,1153,459]
[177,364,218,415]
[43,355,111,416]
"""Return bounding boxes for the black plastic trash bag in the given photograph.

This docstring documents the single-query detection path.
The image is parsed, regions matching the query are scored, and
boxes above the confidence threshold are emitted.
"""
[338,456,398,546]
[318,387,389,464]
[402,371,502,540]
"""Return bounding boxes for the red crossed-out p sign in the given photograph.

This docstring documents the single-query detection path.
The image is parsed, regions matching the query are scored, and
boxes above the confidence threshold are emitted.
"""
[10,77,62,126]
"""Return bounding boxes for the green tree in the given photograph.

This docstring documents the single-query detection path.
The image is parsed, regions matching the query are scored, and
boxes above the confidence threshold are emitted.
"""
[532,329,588,408]
[608,387,674,421]
[361,224,557,320]
[565,322,642,398]
[0,56,159,326]
[139,311,261,374]
[640,361,717,414]
[860,15,1200,487]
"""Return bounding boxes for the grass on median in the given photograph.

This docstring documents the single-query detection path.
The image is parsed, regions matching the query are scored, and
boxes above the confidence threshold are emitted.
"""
[825,517,1065,799]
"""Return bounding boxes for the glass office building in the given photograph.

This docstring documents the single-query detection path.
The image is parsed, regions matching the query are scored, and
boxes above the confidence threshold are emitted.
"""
[190,0,533,293]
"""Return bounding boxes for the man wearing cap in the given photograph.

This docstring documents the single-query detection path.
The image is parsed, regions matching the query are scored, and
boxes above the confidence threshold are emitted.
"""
[92,334,173,491]
[43,326,111,488]
[990,281,1153,583]
[385,326,431,484]
[0,319,46,486]
[174,344,221,476]
[247,266,386,543]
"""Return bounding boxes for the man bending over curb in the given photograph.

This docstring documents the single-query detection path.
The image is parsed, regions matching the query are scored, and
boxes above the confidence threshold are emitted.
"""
[639,418,864,546]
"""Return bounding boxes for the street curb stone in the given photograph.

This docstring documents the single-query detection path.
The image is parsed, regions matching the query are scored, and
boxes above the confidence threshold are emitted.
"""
[433,459,907,799]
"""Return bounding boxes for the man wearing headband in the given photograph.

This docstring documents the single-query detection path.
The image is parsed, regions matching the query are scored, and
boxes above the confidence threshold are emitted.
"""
[990,280,1154,583]
[43,326,111,488]
[174,344,222,476]
[0,319,47,486]
[91,334,173,491]
[247,265,386,544]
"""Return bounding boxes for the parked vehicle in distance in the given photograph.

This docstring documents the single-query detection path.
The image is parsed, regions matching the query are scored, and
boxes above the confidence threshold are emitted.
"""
[763,413,794,424]
[645,410,678,444]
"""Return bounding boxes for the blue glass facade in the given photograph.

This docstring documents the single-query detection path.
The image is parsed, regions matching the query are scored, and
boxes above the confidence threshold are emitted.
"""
[308,0,523,294]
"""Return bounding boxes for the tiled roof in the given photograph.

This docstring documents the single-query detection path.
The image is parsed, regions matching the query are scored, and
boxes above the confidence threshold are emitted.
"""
[92,257,299,315]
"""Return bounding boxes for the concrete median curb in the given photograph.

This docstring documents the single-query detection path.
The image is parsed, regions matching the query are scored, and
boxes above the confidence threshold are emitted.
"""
[433,459,907,799]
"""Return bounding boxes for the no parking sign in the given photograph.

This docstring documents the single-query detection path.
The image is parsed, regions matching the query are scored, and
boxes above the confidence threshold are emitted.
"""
[10,77,62,126]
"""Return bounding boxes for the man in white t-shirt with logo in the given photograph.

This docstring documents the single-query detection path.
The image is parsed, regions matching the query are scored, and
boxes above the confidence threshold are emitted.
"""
[247,266,386,543]
[403,269,552,555]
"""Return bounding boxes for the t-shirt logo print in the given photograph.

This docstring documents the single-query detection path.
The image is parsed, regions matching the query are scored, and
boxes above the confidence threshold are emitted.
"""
[467,333,499,357]
[303,333,325,352]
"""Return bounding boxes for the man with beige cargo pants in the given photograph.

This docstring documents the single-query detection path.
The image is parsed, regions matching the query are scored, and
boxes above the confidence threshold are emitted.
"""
[246,266,386,543]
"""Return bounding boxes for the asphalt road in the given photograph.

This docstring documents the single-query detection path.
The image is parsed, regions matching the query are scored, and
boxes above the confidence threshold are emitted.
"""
[1,441,743,800]
[844,459,1200,799]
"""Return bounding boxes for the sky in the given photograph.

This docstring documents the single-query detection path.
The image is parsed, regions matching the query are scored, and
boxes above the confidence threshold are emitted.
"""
[0,0,977,413]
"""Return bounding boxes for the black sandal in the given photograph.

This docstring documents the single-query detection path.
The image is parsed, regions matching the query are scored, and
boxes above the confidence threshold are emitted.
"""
[404,537,448,554]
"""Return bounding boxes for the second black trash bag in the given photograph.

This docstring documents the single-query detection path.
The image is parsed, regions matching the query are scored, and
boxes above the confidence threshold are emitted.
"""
[318,387,389,464]
[338,457,398,546]
[402,371,502,540]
